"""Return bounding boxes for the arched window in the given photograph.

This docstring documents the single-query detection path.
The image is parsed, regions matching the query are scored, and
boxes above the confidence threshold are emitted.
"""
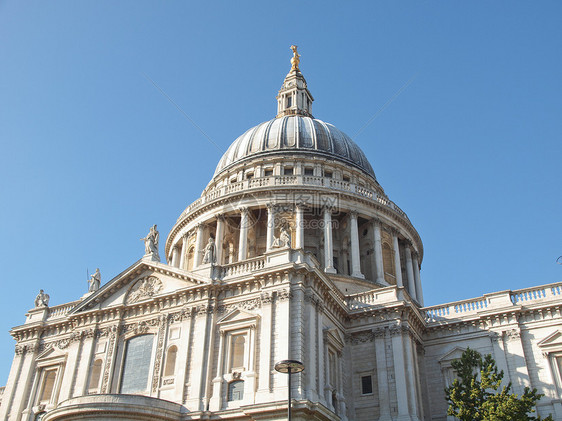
[230,334,245,370]
[120,334,154,394]
[164,345,177,377]
[88,359,103,392]
[228,380,244,401]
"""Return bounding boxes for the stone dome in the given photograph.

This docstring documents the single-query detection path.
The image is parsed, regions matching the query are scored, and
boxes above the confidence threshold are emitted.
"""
[214,116,376,179]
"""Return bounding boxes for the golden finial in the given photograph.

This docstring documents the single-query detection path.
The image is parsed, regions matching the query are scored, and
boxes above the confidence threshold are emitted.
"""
[290,45,300,71]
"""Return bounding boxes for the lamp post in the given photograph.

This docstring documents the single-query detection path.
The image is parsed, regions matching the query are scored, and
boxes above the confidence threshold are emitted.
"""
[274,359,305,421]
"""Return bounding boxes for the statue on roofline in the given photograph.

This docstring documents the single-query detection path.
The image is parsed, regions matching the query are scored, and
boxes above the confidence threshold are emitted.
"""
[141,224,160,261]
[34,289,49,308]
[88,268,101,292]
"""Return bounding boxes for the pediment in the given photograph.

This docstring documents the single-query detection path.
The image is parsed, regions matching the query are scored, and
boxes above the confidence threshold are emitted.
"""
[324,328,345,350]
[71,259,210,314]
[217,309,258,330]
[36,346,66,365]
[538,330,562,351]
[439,346,466,364]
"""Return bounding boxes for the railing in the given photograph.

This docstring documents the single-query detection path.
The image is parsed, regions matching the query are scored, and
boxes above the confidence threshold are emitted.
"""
[424,281,562,323]
[346,287,401,310]
[220,256,266,278]
[179,175,409,222]
[47,301,80,320]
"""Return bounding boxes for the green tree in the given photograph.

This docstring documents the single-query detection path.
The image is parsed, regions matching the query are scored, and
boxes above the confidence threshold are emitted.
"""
[445,347,553,421]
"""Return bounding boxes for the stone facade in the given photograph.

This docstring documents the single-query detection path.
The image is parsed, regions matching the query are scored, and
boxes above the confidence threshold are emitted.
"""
[1,51,561,421]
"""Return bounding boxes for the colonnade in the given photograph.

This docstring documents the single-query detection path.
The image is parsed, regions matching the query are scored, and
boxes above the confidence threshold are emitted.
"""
[168,204,424,305]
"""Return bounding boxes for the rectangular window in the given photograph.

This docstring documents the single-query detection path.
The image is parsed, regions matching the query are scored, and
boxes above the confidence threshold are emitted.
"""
[361,375,373,395]
[286,96,292,107]
[40,370,57,403]
[264,169,273,177]
[120,334,154,394]
[304,168,314,176]
[246,172,254,180]
[343,175,350,182]
[283,167,293,175]
[229,334,246,371]
[325,171,333,178]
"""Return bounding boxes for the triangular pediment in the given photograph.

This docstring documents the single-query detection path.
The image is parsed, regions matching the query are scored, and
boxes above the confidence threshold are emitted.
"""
[71,259,210,314]
[325,328,345,350]
[538,330,562,350]
[439,346,466,364]
[217,309,257,325]
[36,345,66,364]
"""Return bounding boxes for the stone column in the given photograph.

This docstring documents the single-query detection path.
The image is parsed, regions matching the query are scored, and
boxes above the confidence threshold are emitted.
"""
[209,331,225,411]
[306,294,318,401]
[404,242,417,301]
[194,224,204,267]
[295,203,304,249]
[412,253,423,306]
[256,292,273,401]
[391,229,403,288]
[266,204,275,252]
[323,207,336,273]
[215,215,225,265]
[10,343,40,421]
[179,234,188,270]
[374,329,392,421]
[238,208,249,261]
[404,333,420,421]
[171,247,180,268]
[373,220,385,284]
[317,304,326,406]
[349,211,364,279]
[391,326,411,421]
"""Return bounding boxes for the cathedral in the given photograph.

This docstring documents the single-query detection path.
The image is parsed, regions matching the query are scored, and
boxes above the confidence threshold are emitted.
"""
[2,47,562,421]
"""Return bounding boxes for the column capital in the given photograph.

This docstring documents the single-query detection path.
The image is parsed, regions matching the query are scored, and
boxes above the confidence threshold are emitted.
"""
[390,227,400,237]
[371,217,382,227]
[216,214,226,222]
[349,209,358,219]
[195,222,205,230]
[404,239,413,249]
[240,207,249,215]
[322,205,335,214]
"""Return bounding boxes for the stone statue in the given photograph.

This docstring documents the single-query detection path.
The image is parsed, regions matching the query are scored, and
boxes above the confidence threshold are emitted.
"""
[202,237,217,264]
[34,289,50,308]
[280,226,291,248]
[290,45,300,71]
[88,268,101,292]
[141,224,160,260]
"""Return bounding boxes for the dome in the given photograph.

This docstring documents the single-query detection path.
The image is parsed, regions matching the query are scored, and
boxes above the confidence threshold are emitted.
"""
[214,116,376,179]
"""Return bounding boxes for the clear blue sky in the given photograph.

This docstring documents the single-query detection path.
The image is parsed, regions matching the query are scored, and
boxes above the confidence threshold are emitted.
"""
[1,1,561,385]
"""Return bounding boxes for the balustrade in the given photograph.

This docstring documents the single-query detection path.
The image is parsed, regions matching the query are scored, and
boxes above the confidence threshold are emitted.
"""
[180,174,409,223]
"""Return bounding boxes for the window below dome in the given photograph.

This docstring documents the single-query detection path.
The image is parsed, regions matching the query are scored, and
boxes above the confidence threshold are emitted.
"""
[283,167,294,175]
[324,170,333,179]
[264,169,273,177]
[245,172,254,180]
[286,96,292,108]
[304,167,314,176]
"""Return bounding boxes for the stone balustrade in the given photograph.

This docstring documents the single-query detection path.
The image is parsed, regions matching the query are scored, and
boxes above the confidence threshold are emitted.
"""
[179,175,409,222]
[346,286,404,310]
[46,302,81,321]
[220,256,266,278]
[424,281,562,324]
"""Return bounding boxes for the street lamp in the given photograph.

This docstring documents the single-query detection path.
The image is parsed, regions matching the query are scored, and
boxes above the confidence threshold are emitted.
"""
[274,360,305,421]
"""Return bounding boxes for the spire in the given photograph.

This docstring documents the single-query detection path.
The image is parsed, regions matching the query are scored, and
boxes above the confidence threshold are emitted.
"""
[276,46,314,118]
